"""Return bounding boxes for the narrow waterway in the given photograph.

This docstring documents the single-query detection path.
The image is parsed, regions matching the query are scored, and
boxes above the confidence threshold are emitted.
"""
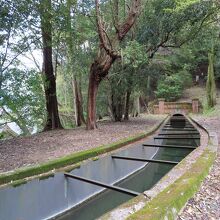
[0,116,199,220]
[55,139,195,220]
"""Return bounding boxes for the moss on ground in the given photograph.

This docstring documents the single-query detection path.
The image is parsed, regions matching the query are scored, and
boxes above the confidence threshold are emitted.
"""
[11,179,27,187]
[92,156,99,161]
[0,116,167,186]
[127,149,215,220]
[38,173,54,181]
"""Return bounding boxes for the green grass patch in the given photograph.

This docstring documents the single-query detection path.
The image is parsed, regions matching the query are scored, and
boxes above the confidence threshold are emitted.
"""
[199,94,220,117]
[127,149,215,220]
[0,116,167,186]
[203,105,220,117]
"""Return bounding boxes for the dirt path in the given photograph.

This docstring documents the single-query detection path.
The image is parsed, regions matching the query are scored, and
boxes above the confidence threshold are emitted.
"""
[178,116,220,220]
[0,115,164,173]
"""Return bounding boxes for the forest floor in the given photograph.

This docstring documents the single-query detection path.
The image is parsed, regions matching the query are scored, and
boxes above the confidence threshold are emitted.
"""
[0,114,164,173]
[178,86,220,219]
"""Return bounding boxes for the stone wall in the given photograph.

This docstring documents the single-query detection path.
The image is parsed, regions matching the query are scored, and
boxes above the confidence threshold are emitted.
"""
[154,98,201,114]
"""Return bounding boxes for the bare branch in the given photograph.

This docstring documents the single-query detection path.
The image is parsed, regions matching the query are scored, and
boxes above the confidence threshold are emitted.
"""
[169,10,217,48]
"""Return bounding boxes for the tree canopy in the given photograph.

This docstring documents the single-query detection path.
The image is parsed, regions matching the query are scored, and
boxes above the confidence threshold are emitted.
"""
[0,0,219,136]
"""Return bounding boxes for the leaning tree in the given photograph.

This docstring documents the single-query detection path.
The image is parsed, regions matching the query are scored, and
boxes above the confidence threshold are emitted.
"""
[87,0,141,129]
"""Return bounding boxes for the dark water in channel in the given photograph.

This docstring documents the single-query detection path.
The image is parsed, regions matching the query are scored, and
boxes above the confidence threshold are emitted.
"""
[0,119,199,220]
[55,137,198,220]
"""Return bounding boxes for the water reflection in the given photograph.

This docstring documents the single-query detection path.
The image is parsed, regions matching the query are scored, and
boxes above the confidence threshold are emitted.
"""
[0,116,199,220]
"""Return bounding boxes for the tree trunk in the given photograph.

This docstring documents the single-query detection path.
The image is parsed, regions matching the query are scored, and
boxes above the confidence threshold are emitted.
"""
[132,96,140,117]
[206,51,216,108]
[107,85,124,122]
[111,96,123,122]
[78,78,86,124]
[86,0,141,129]
[124,90,131,121]
[114,101,123,121]
[107,91,114,121]
[40,0,63,131]
[87,65,100,129]
[72,78,86,126]
[66,0,85,127]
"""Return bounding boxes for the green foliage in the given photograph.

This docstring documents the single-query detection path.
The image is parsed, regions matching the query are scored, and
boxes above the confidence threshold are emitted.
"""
[178,70,193,88]
[156,74,184,101]
[123,41,148,68]
[202,97,220,117]
[1,68,45,134]
[0,0,219,134]
[169,0,200,12]
[137,0,214,49]
[155,70,192,102]
[0,132,7,139]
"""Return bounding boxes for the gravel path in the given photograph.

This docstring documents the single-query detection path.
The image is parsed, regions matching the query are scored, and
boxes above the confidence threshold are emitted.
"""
[178,116,220,220]
[0,115,163,173]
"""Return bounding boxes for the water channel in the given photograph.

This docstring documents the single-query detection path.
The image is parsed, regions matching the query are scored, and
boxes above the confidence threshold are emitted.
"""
[0,115,200,220]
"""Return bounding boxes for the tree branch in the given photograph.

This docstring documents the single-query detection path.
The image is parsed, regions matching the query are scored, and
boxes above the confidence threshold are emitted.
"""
[162,10,216,49]
[117,0,141,41]
[95,0,114,56]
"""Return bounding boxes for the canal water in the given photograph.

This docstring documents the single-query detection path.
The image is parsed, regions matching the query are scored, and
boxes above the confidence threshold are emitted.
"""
[54,140,196,220]
[0,117,199,220]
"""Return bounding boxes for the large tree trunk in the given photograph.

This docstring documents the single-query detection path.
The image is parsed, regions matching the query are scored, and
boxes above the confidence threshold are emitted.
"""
[87,51,117,129]
[40,0,63,131]
[86,0,141,129]
[87,65,101,129]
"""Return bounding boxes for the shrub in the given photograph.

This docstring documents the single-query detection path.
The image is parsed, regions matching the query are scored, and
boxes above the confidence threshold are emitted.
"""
[178,70,193,88]
[155,74,184,101]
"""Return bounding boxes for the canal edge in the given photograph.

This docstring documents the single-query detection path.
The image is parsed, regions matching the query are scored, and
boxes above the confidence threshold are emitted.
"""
[99,116,218,220]
[0,115,169,187]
